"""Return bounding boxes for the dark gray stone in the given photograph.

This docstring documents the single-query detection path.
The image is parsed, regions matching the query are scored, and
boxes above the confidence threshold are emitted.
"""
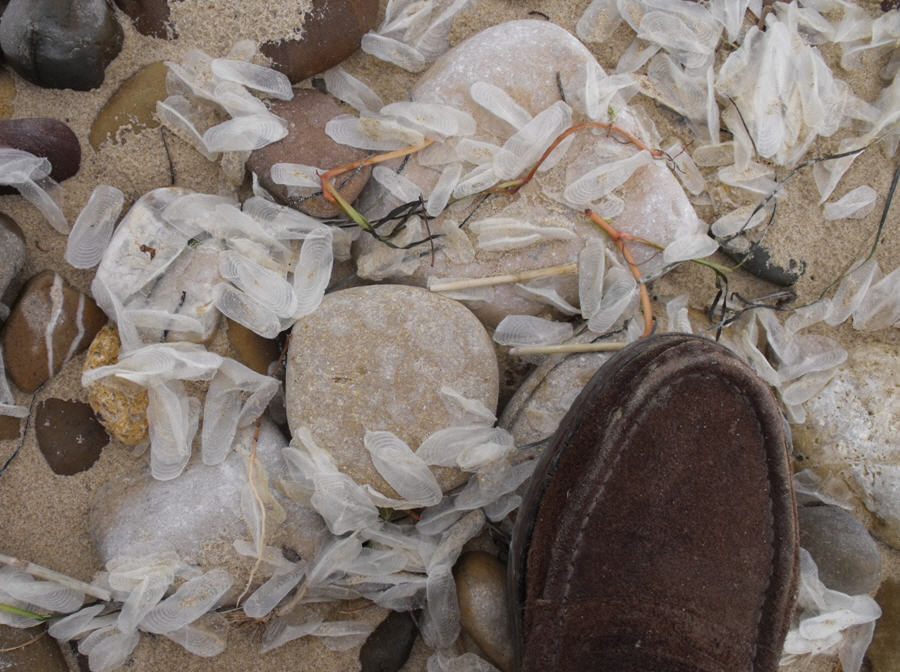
[359,610,418,672]
[0,0,123,90]
[799,504,882,595]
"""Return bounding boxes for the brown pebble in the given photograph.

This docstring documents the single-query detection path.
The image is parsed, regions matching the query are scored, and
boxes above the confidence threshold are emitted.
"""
[35,398,108,475]
[0,213,26,307]
[113,0,173,38]
[0,118,81,194]
[0,623,69,671]
[1,271,107,392]
[89,62,169,150]
[0,415,22,440]
[226,318,281,375]
[247,89,372,219]
[83,324,149,446]
[454,551,515,672]
[261,0,378,83]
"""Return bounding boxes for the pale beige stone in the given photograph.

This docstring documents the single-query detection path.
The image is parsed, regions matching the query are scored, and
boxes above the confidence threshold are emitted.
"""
[285,285,498,497]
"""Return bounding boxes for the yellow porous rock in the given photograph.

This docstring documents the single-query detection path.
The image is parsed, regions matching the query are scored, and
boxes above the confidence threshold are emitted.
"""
[83,324,149,445]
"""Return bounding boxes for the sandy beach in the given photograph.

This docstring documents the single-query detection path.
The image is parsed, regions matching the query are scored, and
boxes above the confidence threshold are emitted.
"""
[1,0,898,670]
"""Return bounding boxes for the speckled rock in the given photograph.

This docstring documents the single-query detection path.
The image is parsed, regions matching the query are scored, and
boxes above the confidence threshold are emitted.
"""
[285,284,498,496]
[113,0,173,38]
[0,625,69,671]
[83,324,148,446]
[0,118,81,193]
[0,213,25,308]
[35,398,108,475]
[247,89,372,219]
[798,504,882,595]
[794,344,900,549]
[359,610,418,672]
[870,579,900,672]
[454,551,514,672]
[226,318,281,376]
[89,61,168,150]
[1,271,107,392]
[0,0,124,90]
[353,20,705,327]
[261,0,378,83]
[90,418,328,570]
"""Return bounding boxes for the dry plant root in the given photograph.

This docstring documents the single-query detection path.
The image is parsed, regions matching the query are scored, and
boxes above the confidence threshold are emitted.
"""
[428,263,577,292]
[235,419,266,608]
[319,139,435,205]
[585,209,655,338]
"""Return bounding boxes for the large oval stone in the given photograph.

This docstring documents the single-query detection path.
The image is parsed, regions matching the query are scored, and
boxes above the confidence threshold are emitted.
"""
[247,89,372,219]
[261,0,378,83]
[0,0,124,90]
[113,0,173,38]
[285,285,498,497]
[359,610,418,672]
[1,271,107,392]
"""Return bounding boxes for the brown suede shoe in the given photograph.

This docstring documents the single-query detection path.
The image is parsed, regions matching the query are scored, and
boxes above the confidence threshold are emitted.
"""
[509,334,798,672]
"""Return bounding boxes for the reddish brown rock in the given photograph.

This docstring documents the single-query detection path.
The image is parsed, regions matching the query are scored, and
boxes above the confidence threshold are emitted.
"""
[1,271,107,392]
[226,318,281,375]
[113,0,175,38]
[0,118,81,194]
[0,213,26,306]
[247,89,371,219]
[35,398,108,475]
[261,0,378,83]
[0,415,21,440]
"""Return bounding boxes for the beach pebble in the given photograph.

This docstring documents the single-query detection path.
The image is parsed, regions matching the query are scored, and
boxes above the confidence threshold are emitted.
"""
[285,284,498,496]
[90,418,328,569]
[1,271,107,393]
[113,0,172,38]
[454,551,514,672]
[260,0,378,83]
[83,325,149,446]
[89,61,168,150]
[869,579,900,672]
[0,117,81,192]
[0,415,20,440]
[0,213,26,307]
[35,398,109,475]
[500,347,610,447]
[226,318,281,376]
[358,610,418,672]
[0,626,69,671]
[247,89,372,219]
[798,504,882,595]
[0,0,124,90]
[794,344,900,549]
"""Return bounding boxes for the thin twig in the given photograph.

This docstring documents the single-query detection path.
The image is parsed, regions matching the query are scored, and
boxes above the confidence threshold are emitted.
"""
[0,553,111,602]
[428,263,577,292]
[0,629,47,650]
[509,342,628,356]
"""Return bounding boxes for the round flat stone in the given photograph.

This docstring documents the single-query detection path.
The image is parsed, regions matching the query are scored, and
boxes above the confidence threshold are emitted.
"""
[0,118,81,192]
[35,398,109,475]
[247,89,372,219]
[285,285,498,497]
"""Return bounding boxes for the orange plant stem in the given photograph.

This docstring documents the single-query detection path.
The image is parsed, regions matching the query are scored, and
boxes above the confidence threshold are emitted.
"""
[507,122,665,195]
[585,209,654,338]
[320,139,435,204]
